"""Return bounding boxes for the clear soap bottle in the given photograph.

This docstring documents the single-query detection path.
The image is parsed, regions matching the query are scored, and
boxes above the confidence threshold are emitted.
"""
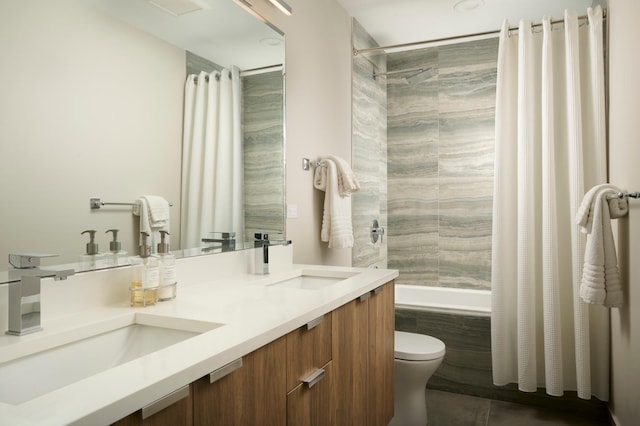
[130,231,159,306]
[80,230,107,270]
[105,229,128,267]
[156,230,177,301]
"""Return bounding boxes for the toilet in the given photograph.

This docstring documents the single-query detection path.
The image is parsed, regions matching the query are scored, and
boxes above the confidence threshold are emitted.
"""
[390,331,446,426]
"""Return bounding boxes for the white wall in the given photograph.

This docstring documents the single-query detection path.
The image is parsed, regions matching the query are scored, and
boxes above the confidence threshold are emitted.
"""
[0,0,355,268]
[608,0,640,424]
[251,0,354,266]
[0,0,184,264]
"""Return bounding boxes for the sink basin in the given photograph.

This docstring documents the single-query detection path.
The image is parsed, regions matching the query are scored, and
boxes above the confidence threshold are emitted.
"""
[0,314,222,405]
[266,269,358,290]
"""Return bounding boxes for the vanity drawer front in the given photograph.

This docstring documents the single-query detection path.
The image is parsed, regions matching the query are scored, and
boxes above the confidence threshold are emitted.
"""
[286,312,332,391]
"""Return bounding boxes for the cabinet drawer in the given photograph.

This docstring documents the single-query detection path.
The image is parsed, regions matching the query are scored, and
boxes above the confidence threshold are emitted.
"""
[286,312,332,391]
[286,361,332,426]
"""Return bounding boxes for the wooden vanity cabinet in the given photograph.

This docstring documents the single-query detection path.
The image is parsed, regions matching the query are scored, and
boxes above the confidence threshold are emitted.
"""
[285,313,333,425]
[286,361,332,426]
[331,280,395,426]
[367,281,395,425]
[111,385,193,426]
[192,335,287,426]
[112,280,394,426]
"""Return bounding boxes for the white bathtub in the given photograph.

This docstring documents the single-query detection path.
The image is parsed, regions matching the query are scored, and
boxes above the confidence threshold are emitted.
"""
[394,284,491,313]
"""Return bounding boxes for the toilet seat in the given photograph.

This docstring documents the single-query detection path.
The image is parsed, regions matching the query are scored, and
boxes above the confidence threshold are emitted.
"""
[394,331,445,361]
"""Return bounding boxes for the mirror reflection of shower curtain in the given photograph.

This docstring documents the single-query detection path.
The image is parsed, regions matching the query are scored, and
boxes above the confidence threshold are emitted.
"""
[180,67,244,249]
[491,6,607,400]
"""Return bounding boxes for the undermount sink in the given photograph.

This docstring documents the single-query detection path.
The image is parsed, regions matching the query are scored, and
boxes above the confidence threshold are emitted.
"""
[0,314,222,405]
[266,269,359,290]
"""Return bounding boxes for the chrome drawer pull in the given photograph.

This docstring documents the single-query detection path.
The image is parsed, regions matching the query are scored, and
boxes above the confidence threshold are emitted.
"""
[141,385,189,419]
[305,315,324,330]
[358,292,371,302]
[373,285,384,295]
[209,357,243,384]
[303,368,326,389]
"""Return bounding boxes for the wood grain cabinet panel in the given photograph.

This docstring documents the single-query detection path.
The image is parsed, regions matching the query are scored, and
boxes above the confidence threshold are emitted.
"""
[192,336,287,426]
[286,312,332,392]
[111,385,193,426]
[330,281,395,426]
[286,361,332,426]
[368,282,395,426]
[330,295,369,426]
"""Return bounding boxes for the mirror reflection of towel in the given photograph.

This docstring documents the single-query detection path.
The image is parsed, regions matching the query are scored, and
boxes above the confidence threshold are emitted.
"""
[133,195,170,251]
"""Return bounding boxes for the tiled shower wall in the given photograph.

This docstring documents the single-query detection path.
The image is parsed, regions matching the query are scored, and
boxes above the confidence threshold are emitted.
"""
[242,71,285,242]
[387,39,497,290]
[351,20,388,269]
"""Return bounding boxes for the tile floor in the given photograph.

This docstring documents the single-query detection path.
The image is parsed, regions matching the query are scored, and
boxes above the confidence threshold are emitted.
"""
[425,389,612,426]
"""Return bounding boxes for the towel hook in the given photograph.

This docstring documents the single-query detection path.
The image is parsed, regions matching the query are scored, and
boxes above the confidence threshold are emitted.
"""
[606,192,640,200]
[302,158,321,171]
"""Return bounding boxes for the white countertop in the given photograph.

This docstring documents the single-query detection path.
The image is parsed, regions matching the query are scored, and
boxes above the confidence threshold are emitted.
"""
[0,246,398,425]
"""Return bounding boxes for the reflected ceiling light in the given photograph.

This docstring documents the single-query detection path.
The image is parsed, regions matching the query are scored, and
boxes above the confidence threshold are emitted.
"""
[453,0,485,12]
[269,0,292,16]
[260,37,284,47]
[146,0,210,16]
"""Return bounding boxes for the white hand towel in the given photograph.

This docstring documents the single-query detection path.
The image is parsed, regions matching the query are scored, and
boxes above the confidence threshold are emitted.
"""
[314,159,354,248]
[576,183,623,233]
[578,186,624,308]
[133,196,170,251]
[608,195,629,219]
[327,155,360,197]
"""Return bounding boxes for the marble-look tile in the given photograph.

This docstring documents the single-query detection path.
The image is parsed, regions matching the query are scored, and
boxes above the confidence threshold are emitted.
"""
[439,110,495,178]
[387,117,439,179]
[351,18,387,268]
[438,65,498,114]
[384,38,497,291]
[438,177,492,290]
[438,38,498,70]
[242,71,284,241]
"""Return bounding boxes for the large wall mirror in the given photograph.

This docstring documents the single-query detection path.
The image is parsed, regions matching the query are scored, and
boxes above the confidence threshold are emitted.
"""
[0,0,285,276]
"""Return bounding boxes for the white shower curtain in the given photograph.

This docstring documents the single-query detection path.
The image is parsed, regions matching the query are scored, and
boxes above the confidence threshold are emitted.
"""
[491,6,609,400]
[180,67,244,249]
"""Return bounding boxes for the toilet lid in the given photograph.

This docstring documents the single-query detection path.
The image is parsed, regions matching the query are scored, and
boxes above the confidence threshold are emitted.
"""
[394,331,446,361]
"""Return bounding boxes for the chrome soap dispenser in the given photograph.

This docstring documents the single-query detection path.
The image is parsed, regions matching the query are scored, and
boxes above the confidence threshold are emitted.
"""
[105,229,128,267]
[130,231,159,306]
[80,230,107,270]
[156,230,177,301]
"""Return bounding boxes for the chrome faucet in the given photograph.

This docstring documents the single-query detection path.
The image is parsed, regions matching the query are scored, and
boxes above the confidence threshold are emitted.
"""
[6,253,74,336]
[201,232,236,253]
[254,233,270,275]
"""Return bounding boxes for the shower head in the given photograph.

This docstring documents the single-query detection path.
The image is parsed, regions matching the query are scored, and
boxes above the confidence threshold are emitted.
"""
[372,66,437,84]
[406,67,437,84]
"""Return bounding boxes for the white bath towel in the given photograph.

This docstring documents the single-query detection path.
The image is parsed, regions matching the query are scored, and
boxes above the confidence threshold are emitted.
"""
[576,183,626,233]
[314,159,354,248]
[577,186,624,307]
[133,195,170,251]
[327,155,360,197]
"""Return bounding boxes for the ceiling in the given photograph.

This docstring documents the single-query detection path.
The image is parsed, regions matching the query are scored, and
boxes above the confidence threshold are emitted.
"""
[336,0,598,48]
[85,0,284,70]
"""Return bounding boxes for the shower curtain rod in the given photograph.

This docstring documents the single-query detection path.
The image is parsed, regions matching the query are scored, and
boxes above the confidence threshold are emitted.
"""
[194,64,283,83]
[353,9,607,56]
[240,63,283,75]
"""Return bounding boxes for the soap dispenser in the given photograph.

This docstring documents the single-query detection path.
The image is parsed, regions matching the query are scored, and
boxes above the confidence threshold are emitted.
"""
[156,230,177,301]
[105,229,128,267]
[129,231,159,306]
[80,230,107,270]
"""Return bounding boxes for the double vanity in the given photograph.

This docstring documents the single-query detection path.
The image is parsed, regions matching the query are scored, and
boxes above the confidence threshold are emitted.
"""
[0,245,398,425]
